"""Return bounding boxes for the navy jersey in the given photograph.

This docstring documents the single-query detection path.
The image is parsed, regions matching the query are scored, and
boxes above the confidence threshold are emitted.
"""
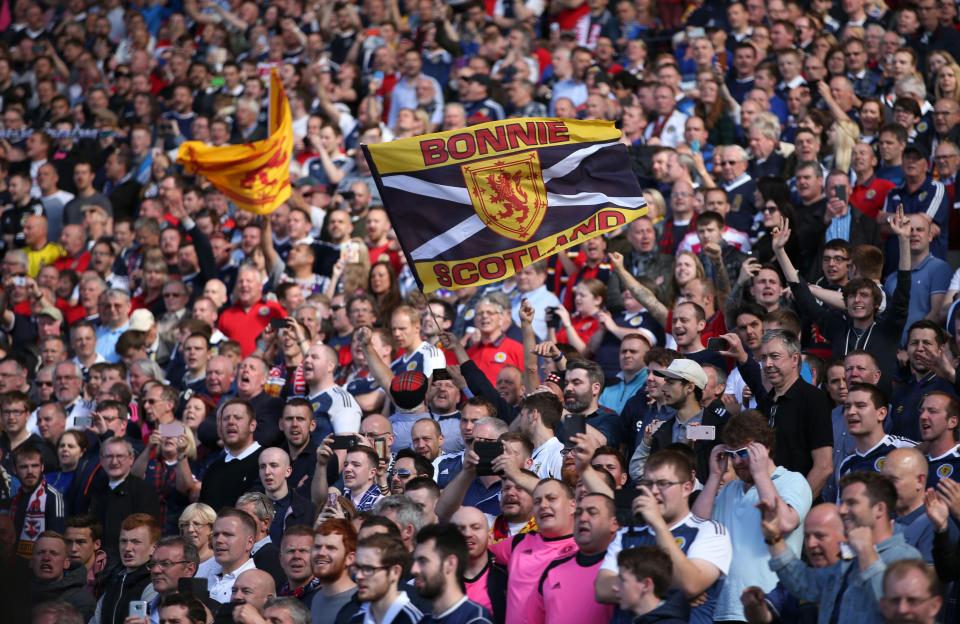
[391,341,446,377]
[308,385,362,444]
[837,435,916,482]
[421,597,492,624]
[928,445,960,488]
[603,514,732,624]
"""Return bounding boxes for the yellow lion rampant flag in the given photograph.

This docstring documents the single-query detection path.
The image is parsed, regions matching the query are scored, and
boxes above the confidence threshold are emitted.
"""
[363,118,647,293]
[176,68,293,215]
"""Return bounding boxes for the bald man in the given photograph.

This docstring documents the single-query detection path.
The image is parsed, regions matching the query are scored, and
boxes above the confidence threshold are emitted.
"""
[452,506,506,621]
[231,568,277,620]
[743,503,845,623]
[883,447,949,562]
[259,447,317,543]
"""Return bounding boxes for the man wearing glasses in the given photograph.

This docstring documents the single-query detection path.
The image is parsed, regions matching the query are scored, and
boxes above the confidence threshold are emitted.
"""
[342,533,422,624]
[143,536,200,624]
[596,450,731,624]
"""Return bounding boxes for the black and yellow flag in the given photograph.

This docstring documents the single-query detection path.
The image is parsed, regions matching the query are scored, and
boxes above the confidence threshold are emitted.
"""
[363,118,647,293]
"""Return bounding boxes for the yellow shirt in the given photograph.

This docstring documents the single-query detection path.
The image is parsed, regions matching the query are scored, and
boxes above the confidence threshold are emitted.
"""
[27,243,65,278]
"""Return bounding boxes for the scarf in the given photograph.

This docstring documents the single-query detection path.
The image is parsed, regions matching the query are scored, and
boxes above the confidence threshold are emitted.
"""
[15,480,47,559]
[280,576,321,599]
[343,484,382,511]
[490,514,537,544]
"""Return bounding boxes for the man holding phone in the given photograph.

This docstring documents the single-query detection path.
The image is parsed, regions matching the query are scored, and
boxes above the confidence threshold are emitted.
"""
[631,359,726,480]
[813,172,881,281]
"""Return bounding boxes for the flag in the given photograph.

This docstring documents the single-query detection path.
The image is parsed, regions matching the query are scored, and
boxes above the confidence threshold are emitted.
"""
[176,68,293,215]
[363,118,647,293]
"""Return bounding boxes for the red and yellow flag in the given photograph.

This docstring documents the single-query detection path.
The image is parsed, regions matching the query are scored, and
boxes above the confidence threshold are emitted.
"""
[177,68,293,215]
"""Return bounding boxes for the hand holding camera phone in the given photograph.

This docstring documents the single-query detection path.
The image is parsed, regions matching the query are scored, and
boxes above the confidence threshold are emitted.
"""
[474,441,504,477]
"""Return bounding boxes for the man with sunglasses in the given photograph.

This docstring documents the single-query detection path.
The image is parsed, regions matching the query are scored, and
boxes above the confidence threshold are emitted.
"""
[691,411,813,623]
[597,450,731,624]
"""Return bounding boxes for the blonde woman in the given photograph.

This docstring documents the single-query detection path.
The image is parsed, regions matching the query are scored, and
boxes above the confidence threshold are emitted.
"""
[936,62,960,105]
[642,188,667,233]
[180,503,218,579]
[829,119,861,173]
[928,51,958,80]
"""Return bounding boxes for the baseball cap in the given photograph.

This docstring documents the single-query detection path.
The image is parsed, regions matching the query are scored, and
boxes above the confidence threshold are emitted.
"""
[37,305,63,323]
[652,359,707,390]
[129,309,156,332]
[903,143,929,161]
[390,371,428,410]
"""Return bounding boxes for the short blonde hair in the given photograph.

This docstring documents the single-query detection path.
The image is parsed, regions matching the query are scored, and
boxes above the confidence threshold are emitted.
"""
[179,502,217,528]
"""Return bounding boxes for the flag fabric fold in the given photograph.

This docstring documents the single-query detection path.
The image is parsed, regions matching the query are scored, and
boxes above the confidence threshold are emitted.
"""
[363,118,647,293]
[176,68,293,215]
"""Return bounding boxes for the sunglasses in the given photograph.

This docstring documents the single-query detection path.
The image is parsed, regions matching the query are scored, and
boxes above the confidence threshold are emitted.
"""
[724,447,750,460]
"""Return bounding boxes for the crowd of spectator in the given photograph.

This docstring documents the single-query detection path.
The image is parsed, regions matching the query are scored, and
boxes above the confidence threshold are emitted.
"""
[6,0,960,623]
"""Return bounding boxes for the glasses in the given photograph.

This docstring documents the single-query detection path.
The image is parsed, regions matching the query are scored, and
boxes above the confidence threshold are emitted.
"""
[36,380,53,386]
[331,304,344,311]
[724,447,750,460]
[2,409,26,416]
[102,454,131,461]
[822,255,849,264]
[146,560,189,570]
[637,479,684,491]
[392,469,413,479]
[721,160,742,165]
[350,564,390,577]
[179,521,212,530]
[762,206,779,214]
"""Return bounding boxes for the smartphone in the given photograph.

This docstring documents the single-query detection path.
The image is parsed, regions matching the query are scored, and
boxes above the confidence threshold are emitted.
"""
[545,306,561,330]
[326,492,339,508]
[332,434,357,450]
[374,439,387,460]
[75,415,94,429]
[474,441,504,477]
[565,413,586,437]
[159,422,185,438]
[686,424,716,441]
[343,241,361,264]
[834,185,847,202]
[12,276,27,287]
[269,318,288,331]
[687,26,706,39]
[129,600,148,618]
[373,70,385,82]
[691,140,701,153]
[706,337,730,352]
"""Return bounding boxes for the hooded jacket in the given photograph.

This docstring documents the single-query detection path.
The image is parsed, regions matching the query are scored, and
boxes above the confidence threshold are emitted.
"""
[31,561,96,621]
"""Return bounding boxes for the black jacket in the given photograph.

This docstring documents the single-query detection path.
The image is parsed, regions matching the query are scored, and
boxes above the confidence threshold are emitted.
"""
[254,541,287,591]
[99,564,152,624]
[89,474,161,560]
[633,598,689,623]
[248,392,285,447]
[31,562,96,621]
[199,446,263,512]
[649,400,730,480]
[807,208,882,283]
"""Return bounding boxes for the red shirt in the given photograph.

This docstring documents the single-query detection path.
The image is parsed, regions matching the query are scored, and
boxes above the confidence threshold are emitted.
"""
[555,314,601,346]
[366,241,403,275]
[850,175,896,219]
[53,251,91,273]
[218,299,288,356]
[467,334,525,384]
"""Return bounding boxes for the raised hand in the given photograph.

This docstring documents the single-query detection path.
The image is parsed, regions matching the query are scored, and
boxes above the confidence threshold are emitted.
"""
[846,525,875,560]
[771,217,792,251]
[888,204,912,238]
[354,326,372,349]
[741,587,774,624]
[737,257,761,286]
[708,444,729,479]
[519,298,535,325]
[755,497,782,542]
[937,477,960,519]
[608,251,625,272]
[925,488,950,532]
[532,340,562,360]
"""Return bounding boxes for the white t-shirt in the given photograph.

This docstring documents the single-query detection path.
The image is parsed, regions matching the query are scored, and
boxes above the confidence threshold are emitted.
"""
[531,437,565,479]
[601,512,732,576]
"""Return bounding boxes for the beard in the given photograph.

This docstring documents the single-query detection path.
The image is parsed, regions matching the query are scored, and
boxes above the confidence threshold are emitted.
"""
[315,557,346,583]
[416,570,446,599]
[563,392,590,413]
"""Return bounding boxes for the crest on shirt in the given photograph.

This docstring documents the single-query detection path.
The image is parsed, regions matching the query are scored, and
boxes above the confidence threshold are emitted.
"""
[920,192,928,201]
[732,195,743,211]
[465,309,476,321]
[675,536,686,550]
[629,316,642,326]
[258,306,270,317]
[494,351,507,363]
[406,361,418,371]
[918,121,928,133]
[874,456,887,471]
[866,189,876,200]
[938,464,954,479]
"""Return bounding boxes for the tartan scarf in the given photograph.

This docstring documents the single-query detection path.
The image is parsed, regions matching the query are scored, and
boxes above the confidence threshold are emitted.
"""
[15,479,47,558]
[280,576,321,599]
[490,514,537,544]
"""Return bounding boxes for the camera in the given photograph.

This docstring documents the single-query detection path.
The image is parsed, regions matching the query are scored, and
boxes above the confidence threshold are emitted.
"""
[545,306,561,329]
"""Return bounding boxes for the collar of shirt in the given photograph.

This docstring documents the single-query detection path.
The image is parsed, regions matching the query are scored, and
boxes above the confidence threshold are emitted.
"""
[225,441,261,463]
[672,411,704,441]
[215,556,255,580]
[724,173,752,191]
[108,477,126,490]
[252,536,271,554]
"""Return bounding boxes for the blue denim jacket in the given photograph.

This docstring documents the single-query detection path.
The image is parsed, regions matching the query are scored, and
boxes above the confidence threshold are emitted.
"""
[769,532,922,624]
